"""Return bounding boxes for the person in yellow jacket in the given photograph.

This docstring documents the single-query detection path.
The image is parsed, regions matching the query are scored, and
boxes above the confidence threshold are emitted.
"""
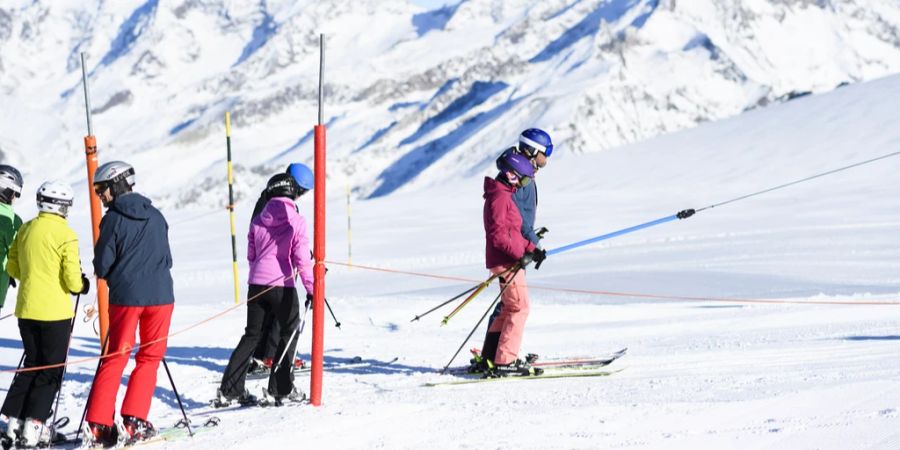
[0,181,89,448]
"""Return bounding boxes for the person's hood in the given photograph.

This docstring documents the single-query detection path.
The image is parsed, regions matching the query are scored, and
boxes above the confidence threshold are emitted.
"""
[483,176,515,199]
[110,192,153,220]
[258,197,297,228]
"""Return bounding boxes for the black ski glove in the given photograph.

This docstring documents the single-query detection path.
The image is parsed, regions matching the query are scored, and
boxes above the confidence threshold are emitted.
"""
[535,227,549,240]
[532,248,547,270]
[8,278,15,288]
[519,251,534,267]
[305,293,313,309]
[79,273,90,296]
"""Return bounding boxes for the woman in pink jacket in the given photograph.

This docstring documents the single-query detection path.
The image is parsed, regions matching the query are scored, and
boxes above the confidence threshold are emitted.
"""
[481,151,547,376]
[216,170,314,406]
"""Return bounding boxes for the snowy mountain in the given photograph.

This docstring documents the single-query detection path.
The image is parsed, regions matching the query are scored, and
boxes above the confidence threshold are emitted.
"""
[0,0,898,207]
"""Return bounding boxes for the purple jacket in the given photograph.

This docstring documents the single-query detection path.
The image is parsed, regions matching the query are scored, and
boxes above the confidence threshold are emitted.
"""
[483,177,535,268]
[247,197,314,295]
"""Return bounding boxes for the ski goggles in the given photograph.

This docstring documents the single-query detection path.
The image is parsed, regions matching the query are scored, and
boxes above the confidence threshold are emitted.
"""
[93,184,110,196]
[519,136,552,157]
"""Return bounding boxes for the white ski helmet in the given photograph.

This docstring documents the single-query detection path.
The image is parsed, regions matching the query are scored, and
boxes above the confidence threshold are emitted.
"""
[93,161,135,197]
[36,181,75,218]
[0,164,23,203]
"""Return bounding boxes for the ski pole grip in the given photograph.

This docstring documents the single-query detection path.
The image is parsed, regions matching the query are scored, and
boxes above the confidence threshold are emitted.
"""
[676,209,695,219]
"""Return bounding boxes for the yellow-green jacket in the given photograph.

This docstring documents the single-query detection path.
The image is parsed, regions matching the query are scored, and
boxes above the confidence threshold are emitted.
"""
[7,213,84,321]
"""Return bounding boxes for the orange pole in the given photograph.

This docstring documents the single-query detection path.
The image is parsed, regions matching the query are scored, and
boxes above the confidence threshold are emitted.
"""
[81,53,109,349]
[310,34,326,406]
[83,137,109,347]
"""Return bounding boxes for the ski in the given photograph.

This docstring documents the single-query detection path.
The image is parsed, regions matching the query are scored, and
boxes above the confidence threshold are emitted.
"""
[242,356,399,381]
[425,368,624,387]
[448,348,627,375]
[55,417,220,449]
[532,347,627,369]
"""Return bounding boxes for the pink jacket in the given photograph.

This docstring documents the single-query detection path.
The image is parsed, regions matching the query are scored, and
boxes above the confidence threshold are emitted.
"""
[247,197,314,295]
[483,177,535,268]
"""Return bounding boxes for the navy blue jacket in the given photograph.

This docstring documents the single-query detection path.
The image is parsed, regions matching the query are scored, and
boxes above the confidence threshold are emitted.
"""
[93,193,174,306]
[513,179,539,246]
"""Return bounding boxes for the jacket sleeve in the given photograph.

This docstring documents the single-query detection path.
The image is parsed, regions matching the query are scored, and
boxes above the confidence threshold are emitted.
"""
[60,235,83,293]
[247,224,257,263]
[93,214,119,279]
[290,213,315,296]
[6,232,20,280]
[486,195,533,260]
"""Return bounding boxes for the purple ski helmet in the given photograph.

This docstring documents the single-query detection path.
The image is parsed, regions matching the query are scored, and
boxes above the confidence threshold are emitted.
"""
[496,148,535,185]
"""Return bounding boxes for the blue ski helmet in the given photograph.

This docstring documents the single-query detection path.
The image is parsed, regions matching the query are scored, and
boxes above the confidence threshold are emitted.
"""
[496,147,535,181]
[286,163,314,191]
[519,128,553,157]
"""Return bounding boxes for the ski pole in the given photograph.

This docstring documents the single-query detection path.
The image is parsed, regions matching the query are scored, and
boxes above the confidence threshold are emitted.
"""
[410,284,480,323]
[440,265,522,374]
[161,358,193,437]
[324,298,341,329]
[441,264,518,326]
[273,321,301,375]
[46,294,81,440]
[298,300,310,335]
[0,313,12,321]
[76,332,110,442]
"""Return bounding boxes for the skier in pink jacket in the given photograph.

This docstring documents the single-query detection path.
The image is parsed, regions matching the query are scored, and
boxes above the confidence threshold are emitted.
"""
[481,151,547,376]
[216,169,314,406]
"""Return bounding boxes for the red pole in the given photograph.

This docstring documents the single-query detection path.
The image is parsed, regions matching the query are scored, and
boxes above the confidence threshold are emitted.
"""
[81,53,110,350]
[310,34,326,406]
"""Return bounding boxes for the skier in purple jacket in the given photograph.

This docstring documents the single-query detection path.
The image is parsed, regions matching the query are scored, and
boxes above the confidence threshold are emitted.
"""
[480,151,547,376]
[216,169,314,406]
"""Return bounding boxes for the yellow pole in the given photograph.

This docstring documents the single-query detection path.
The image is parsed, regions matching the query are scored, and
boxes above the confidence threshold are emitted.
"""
[226,112,240,304]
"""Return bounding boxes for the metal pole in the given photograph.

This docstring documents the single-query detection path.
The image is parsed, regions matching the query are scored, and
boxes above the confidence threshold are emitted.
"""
[225,112,240,305]
[80,52,110,348]
[310,33,326,406]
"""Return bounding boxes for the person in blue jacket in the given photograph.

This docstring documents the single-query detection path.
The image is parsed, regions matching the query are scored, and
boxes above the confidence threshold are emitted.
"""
[477,128,554,369]
[82,161,175,447]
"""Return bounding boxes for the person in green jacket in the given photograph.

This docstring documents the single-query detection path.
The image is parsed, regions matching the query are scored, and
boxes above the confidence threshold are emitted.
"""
[0,181,89,448]
[0,165,24,311]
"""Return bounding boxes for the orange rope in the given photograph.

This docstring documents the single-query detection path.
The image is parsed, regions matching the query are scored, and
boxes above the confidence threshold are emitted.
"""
[1,273,294,375]
[324,260,900,306]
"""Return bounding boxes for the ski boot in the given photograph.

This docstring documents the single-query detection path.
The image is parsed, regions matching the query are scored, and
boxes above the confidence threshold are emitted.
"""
[466,348,489,374]
[80,422,119,449]
[247,358,273,376]
[212,388,258,408]
[18,418,52,448]
[260,386,307,407]
[293,357,306,370]
[487,358,544,377]
[119,416,157,445]
[0,416,22,450]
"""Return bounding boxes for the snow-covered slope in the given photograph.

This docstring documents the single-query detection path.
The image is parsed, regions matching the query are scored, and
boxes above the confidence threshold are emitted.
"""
[0,60,897,449]
[0,0,898,206]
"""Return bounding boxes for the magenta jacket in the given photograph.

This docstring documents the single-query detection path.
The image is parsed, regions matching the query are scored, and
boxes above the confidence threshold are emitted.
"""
[247,197,314,295]
[483,177,535,268]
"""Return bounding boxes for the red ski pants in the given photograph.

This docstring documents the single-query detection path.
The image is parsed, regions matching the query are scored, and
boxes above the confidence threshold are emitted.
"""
[486,265,529,365]
[86,304,173,426]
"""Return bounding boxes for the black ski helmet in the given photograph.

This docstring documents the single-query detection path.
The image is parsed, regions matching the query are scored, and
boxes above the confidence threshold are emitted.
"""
[265,173,300,199]
[0,164,23,204]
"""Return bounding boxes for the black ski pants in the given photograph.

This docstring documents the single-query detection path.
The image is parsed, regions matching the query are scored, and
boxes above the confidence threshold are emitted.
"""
[1,318,70,421]
[220,285,300,397]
